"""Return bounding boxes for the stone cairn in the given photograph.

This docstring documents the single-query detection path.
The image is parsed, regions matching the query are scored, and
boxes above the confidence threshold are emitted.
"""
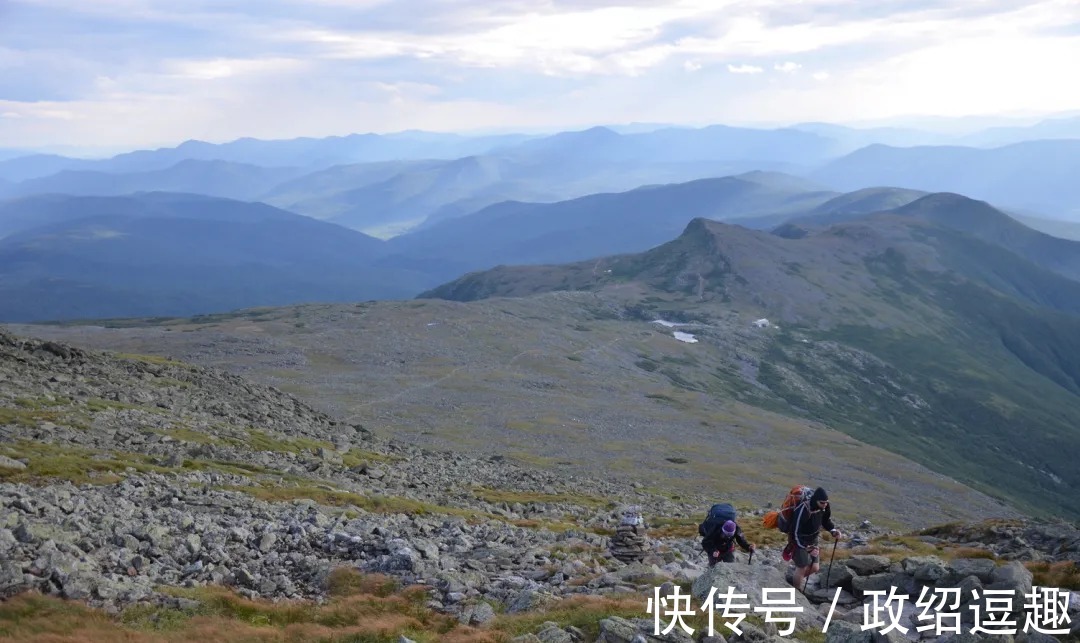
[609,506,648,563]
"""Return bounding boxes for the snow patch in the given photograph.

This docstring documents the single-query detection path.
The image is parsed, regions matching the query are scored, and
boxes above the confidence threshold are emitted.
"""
[652,319,685,328]
[673,332,698,344]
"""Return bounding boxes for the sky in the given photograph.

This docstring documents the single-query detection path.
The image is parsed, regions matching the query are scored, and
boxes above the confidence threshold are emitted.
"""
[1,0,1079,151]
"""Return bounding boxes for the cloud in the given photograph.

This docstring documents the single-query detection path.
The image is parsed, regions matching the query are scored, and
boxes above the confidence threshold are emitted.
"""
[727,64,764,74]
[1,0,1079,148]
[164,57,307,80]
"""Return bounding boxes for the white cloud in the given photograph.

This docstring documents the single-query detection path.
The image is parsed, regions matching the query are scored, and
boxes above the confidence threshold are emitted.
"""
[164,57,307,80]
[727,64,764,74]
[843,32,1080,117]
[3,0,1080,147]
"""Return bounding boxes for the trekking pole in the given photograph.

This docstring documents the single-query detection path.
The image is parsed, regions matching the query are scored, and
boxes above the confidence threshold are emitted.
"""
[748,549,753,565]
[825,538,838,588]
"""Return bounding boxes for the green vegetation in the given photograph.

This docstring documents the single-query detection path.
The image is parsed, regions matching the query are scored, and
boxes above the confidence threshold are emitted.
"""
[0,441,174,485]
[115,352,193,368]
[226,483,495,521]
[1025,561,1080,590]
[472,487,612,510]
[756,291,1080,517]
[226,429,332,454]
[2,567,729,643]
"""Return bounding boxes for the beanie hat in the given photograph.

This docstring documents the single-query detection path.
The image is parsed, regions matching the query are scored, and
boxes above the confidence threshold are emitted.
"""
[811,487,829,503]
[722,520,736,536]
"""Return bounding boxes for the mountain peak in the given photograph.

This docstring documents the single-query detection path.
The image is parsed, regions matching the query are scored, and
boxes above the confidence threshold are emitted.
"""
[553,126,620,143]
[894,192,1005,222]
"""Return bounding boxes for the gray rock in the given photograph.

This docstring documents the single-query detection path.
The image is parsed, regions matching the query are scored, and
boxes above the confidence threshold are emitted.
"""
[947,559,996,583]
[727,622,769,643]
[851,573,902,594]
[987,561,1032,599]
[536,623,574,643]
[0,561,27,598]
[0,455,27,470]
[913,561,948,583]
[508,589,558,613]
[846,556,891,576]
[692,563,823,631]
[0,528,16,553]
[258,533,277,553]
[596,616,640,643]
[824,621,873,643]
[471,601,497,625]
[820,561,853,588]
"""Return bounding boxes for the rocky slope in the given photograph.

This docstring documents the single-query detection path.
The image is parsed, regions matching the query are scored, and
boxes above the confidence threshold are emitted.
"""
[8,296,1020,529]
[4,329,1080,642]
[0,328,723,611]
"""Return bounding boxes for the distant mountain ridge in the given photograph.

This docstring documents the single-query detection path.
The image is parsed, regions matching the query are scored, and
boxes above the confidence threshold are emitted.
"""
[7,123,1080,237]
[0,132,538,182]
[811,140,1080,217]
[384,173,838,280]
[0,192,427,321]
[0,160,306,202]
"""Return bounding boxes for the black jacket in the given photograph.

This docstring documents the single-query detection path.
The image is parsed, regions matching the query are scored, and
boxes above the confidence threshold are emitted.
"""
[702,524,751,554]
[791,502,834,549]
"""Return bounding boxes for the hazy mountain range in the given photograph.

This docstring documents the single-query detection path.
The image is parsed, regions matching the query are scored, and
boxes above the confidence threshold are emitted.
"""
[4,166,1079,322]
[4,118,1080,242]
[811,140,1080,218]
[3,115,1080,323]
[0,193,427,321]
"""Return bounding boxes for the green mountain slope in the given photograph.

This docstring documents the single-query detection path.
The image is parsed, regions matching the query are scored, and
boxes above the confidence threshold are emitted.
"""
[422,211,1080,519]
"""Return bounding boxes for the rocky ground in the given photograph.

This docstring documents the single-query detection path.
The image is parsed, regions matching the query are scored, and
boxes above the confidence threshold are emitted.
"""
[2,328,1078,642]
[8,294,1022,530]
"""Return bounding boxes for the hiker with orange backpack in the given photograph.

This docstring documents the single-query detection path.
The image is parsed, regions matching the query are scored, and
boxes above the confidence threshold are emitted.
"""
[790,487,842,591]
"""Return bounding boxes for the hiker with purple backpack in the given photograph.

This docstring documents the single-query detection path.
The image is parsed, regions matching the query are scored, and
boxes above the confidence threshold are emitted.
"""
[698,503,756,566]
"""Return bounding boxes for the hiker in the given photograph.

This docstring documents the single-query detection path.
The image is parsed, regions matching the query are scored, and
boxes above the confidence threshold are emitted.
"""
[789,487,842,590]
[703,519,755,566]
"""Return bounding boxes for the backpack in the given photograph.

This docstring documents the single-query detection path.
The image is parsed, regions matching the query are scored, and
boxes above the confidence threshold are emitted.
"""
[698,503,737,539]
[762,485,812,533]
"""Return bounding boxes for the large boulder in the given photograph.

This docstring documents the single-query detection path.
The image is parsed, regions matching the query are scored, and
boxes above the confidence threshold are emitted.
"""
[824,621,873,643]
[595,616,696,642]
[691,563,824,631]
[946,559,996,584]
[846,556,891,576]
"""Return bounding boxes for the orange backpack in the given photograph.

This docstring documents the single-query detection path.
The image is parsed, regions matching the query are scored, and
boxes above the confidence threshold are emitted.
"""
[762,485,812,532]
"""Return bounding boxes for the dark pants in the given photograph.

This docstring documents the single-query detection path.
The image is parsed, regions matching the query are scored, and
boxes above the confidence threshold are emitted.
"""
[708,549,735,566]
[792,546,819,568]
